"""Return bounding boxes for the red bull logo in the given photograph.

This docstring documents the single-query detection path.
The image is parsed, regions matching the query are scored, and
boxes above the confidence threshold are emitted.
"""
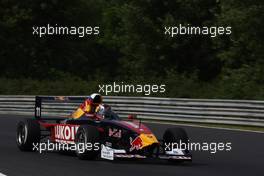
[129,136,143,152]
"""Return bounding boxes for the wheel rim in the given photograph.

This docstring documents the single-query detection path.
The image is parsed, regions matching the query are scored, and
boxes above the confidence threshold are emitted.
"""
[17,124,27,145]
[76,130,86,154]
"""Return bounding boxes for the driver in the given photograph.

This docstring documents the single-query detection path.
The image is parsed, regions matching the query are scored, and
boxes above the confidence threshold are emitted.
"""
[70,93,103,119]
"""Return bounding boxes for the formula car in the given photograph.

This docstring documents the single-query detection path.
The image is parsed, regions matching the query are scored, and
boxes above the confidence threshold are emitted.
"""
[16,96,192,162]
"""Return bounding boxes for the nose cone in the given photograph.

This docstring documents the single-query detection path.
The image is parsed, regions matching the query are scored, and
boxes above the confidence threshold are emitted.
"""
[139,133,159,149]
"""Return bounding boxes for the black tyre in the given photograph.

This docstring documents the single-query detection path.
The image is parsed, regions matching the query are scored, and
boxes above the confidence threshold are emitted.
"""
[75,125,100,160]
[163,127,188,145]
[163,127,189,163]
[16,119,41,151]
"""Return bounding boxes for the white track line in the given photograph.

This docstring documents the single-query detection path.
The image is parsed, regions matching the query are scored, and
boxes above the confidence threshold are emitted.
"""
[0,172,7,176]
[145,121,264,134]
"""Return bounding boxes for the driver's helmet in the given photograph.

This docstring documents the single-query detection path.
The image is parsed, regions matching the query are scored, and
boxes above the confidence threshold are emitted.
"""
[90,93,103,104]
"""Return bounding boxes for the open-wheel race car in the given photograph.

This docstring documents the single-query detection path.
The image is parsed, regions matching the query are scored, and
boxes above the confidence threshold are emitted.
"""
[16,96,192,163]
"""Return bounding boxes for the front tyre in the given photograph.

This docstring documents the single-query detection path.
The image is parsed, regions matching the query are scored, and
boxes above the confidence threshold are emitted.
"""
[75,125,100,160]
[16,119,41,151]
[163,127,189,163]
[163,127,188,145]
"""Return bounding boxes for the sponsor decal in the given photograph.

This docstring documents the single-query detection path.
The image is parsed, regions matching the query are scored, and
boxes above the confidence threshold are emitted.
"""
[54,125,79,141]
[105,141,112,147]
[129,136,143,152]
[101,145,114,160]
[109,128,122,138]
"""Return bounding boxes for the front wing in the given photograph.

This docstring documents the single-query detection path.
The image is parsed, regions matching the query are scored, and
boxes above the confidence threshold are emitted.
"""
[101,145,192,161]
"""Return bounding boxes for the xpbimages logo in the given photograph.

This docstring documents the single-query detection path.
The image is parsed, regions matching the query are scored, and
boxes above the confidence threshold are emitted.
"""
[98,82,166,95]
[164,140,232,154]
[32,24,100,37]
[32,140,100,154]
[164,24,232,38]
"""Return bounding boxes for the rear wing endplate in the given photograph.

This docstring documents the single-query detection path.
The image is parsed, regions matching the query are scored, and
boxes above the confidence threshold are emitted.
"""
[34,96,86,119]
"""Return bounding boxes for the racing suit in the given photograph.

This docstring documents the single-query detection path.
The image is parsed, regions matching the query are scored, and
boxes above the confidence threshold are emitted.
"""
[71,97,100,119]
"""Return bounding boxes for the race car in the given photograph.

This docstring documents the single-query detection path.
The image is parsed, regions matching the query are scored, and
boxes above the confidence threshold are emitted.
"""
[16,96,192,162]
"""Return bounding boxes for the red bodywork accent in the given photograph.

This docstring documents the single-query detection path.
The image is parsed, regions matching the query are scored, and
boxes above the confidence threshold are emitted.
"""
[38,121,57,141]
[38,121,81,143]
[113,120,153,134]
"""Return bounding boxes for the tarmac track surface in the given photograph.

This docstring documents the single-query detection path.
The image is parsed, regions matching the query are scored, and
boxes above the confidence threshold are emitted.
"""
[0,115,263,176]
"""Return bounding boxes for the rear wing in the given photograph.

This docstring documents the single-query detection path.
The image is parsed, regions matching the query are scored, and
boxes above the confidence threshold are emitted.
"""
[34,96,86,119]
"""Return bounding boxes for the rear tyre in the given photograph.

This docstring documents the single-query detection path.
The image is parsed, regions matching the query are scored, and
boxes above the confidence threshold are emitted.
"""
[163,127,189,163]
[75,125,100,160]
[16,119,41,151]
